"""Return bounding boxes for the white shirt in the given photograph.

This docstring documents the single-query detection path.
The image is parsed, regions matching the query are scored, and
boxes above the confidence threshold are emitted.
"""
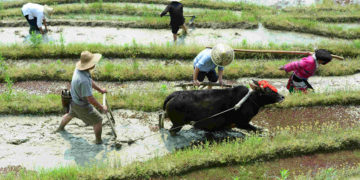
[21,3,44,28]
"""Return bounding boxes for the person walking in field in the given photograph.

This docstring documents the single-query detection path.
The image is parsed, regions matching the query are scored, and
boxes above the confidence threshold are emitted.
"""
[55,51,108,144]
[279,49,333,93]
[160,0,188,41]
[21,3,53,35]
[193,44,234,89]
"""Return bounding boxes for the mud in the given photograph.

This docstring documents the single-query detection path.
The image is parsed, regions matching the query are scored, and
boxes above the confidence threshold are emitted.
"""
[2,72,360,95]
[0,24,348,46]
[0,110,245,170]
[214,0,360,8]
[172,150,360,179]
[0,19,255,29]
[1,105,359,172]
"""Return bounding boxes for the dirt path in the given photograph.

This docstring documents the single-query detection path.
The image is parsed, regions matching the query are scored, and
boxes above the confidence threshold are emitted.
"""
[1,72,360,95]
[0,24,348,46]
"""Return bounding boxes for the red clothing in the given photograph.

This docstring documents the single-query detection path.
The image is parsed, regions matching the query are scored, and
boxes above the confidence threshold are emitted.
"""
[283,55,317,79]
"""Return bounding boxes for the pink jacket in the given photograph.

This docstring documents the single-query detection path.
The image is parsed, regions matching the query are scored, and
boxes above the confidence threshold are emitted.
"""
[284,55,317,79]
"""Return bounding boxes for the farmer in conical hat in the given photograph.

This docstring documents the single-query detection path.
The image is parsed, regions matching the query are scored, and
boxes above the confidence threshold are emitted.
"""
[160,0,188,41]
[21,3,53,35]
[55,51,108,144]
[279,49,332,93]
[193,44,234,89]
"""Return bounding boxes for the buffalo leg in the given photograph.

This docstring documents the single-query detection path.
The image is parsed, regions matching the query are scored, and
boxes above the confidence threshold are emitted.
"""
[238,123,263,133]
[169,123,184,136]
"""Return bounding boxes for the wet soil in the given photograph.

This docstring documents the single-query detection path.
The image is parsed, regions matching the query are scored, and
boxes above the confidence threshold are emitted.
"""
[0,110,245,170]
[0,24,348,46]
[169,150,360,179]
[0,104,359,171]
[0,19,256,29]
[2,71,360,95]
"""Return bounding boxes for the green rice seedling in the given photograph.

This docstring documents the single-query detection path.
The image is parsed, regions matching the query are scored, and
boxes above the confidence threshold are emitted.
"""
[29,32,43,48]
[278,169,289,180]
[0,54,13,101]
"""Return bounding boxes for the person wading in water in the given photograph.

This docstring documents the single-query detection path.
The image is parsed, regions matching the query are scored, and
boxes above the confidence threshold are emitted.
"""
[21,3,53,35]
[160,0,188,41]
[54,51,108,144]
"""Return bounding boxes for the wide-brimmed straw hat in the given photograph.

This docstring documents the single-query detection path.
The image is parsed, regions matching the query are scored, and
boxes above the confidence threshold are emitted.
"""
[76,51,102,71]
[43,5,54,18]
[211,43,234,67]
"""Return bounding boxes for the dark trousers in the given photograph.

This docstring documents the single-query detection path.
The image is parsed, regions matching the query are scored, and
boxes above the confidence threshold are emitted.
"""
[198,69,218,82]
[24,15,40,34]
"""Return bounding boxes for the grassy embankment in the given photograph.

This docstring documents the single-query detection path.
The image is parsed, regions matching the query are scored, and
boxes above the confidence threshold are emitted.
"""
[1,89,360,114]
[3,123,360,179]
[261,1,360,39]
[1,58,359,82]
[2,1,360,39]
[0,3,258,29]
[0,0,260,11]
[1,41,359,60]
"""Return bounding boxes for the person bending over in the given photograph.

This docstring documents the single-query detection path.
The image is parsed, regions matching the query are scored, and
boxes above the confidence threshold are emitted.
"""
[160,0,188,41]
[193,44,234,89]
[279,49,332,93]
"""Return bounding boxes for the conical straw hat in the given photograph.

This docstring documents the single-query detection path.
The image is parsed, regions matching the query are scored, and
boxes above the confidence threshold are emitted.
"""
[211,44,234,67]
[43,5,54,18]
[76,51,102,70]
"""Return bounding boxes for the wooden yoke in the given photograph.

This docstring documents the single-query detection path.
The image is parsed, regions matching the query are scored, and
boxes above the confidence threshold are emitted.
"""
[206,47,345,60]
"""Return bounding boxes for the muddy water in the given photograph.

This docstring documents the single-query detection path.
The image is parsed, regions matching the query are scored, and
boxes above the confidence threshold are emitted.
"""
[0,24,349,46]
[214,0,360,7]
[0,110,246,170]
[1,105,359,171]
[2,71,360,95]
[253,105,360,132]
[169,150,360,179]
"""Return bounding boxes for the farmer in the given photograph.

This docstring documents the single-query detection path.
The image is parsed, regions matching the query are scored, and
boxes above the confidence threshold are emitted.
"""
[160,0,188,41]
[193,44,234,88]
[21,3,53,35]
[279,49,332,93]
[55,51,107,144]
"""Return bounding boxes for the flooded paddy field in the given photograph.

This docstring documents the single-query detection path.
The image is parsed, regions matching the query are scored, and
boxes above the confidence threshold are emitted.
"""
[1,105,359,171]
[170,150,360,179]
[2,71,360,95]
[0,25,349,46]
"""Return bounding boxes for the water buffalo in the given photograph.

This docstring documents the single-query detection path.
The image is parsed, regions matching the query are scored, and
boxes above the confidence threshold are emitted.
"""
[163,80,284,135]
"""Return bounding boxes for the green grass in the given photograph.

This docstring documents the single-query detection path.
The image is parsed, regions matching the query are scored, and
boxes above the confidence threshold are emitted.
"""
[1,89,360,115]
[1,0,265,11]
[0,2,258,28]
[1,58,359,83]
[0,42,358,60]
[263,15,360,39]
[3,122,360,179]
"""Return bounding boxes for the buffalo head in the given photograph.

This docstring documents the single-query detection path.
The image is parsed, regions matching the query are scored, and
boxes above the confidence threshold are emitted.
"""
[249,80,285,105]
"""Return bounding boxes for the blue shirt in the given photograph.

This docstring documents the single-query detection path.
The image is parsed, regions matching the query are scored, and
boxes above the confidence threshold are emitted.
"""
[193,49,224,72]
[70,69,93,106]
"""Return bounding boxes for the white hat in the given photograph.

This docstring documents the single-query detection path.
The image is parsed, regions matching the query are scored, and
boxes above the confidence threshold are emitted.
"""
[76,51,102,70]
[211,44,234,67]
[43,5,54,18]
[169,0,181,2]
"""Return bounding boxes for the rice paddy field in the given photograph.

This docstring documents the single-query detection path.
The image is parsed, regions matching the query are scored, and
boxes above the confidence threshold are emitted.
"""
[2,0,360,179]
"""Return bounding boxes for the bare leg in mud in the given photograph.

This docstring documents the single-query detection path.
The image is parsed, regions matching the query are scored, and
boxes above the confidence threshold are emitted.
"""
[173,33,177,42]
[54,113,73,132]
[93,121,102,144]
[54,114,103,144]
[181,24,188,35]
